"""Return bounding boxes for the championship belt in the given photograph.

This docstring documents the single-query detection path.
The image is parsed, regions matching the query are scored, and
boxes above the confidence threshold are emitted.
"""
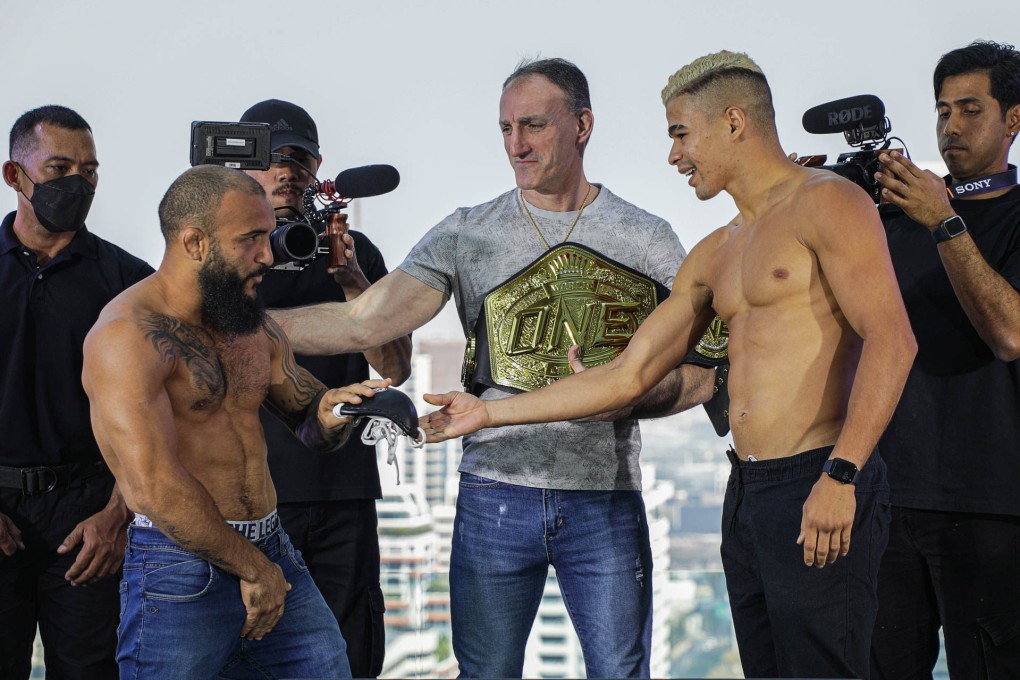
[461,242,669,395]
[682,315,731,437]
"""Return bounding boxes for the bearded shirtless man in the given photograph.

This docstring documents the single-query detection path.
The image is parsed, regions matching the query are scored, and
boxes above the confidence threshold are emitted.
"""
[82,165,385,679]
[422,51,917,680]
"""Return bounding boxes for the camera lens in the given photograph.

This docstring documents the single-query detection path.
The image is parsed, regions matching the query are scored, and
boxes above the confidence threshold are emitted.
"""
[270,220,318,263]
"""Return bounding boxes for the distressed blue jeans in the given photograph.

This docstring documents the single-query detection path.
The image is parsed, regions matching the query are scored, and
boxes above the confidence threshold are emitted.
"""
[117,523,351,679]
[450,474,653,678]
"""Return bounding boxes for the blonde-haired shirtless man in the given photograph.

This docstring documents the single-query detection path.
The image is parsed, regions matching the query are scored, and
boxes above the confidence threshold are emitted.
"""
[82,165,389,679]
[423,50,917,679]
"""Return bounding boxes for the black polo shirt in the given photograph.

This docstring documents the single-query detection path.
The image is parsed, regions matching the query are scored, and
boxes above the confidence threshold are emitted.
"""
[0,211,153,468]
[260,229,392,502]
[879,186,1020,517]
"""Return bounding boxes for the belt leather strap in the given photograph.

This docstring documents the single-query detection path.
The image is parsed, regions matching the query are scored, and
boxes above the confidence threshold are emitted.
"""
[0,460,107,495]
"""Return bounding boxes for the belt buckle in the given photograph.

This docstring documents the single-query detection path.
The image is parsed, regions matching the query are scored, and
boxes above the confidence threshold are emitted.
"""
[22,466,58,495]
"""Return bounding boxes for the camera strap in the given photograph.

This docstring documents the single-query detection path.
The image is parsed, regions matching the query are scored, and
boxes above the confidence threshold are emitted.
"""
[946,165,1017,199]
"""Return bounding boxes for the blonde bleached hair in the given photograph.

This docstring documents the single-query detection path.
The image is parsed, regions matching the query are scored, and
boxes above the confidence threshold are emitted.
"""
[661,50,776,133]
[661,50,763,104]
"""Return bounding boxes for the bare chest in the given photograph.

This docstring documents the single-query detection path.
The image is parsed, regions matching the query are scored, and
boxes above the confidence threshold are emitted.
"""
[142,315,271,414]
[709,218,818,318]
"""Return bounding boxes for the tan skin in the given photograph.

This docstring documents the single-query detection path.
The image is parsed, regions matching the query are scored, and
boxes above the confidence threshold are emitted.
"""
[269,75,714,415]
[82,188,389,640]
[423,91,917,568]
[874,70,1020,361]
[243,146,411,383]
[0,123,131,585]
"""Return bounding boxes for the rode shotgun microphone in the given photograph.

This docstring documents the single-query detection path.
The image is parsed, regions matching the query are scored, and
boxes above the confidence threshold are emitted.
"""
[320,164,400,199]
[306,164,401,268]
[802,94,886,134]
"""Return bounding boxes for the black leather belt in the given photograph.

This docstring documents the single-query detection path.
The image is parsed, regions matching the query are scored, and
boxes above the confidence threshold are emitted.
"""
[0,460,107,495]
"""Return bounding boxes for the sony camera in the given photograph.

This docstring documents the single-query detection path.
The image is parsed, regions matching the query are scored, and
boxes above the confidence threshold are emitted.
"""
[190,121,399,271]
[799,95,910,203]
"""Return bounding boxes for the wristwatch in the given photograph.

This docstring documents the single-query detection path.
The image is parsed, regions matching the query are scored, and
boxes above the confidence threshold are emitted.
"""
[932,215,967,244]
[822,458,858,484]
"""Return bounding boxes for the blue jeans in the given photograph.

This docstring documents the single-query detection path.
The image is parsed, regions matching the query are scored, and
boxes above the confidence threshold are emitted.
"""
[721,446,890,679]
[117,524,352,679]
[450,474,653,678]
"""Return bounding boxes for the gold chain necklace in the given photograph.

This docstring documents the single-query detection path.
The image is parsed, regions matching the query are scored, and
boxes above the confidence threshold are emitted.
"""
[519,183,593,250]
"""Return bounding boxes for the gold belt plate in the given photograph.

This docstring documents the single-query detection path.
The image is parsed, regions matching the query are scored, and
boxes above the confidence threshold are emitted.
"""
[694,315,729,362]
[483,243,663,392]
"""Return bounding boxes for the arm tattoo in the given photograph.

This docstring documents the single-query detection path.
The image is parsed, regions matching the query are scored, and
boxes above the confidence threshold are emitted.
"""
[262,317,324,419]
[164,523,236,574]
[141,313,224,398]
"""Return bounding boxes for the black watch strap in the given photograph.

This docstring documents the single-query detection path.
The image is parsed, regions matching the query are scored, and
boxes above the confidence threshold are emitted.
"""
[822,458,858,484]
[932,215,967,243]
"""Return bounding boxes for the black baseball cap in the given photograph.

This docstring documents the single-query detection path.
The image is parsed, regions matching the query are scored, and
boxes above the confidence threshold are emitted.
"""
[240,99,319,158]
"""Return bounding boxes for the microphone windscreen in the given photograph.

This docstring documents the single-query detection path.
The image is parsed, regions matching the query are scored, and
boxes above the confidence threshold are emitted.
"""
[802,95,885,134]
[334,164,400,199]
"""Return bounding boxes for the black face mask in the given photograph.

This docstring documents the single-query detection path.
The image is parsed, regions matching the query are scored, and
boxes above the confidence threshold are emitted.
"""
[19,166,95,233]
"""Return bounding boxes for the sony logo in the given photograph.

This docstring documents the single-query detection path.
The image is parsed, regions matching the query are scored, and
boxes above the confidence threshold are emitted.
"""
[954,178,993,195]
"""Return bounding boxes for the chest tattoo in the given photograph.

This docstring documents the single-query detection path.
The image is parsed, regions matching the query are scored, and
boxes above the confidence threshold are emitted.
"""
[142,313,224,398]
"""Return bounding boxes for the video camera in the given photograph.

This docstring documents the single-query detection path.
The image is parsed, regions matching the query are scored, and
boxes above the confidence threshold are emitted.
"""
[190,121,399,271]
[799,95,910,203]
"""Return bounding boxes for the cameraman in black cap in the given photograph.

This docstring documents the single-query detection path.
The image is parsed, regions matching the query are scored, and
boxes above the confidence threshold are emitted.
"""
[239,99,411,678]
[870,40,1020,678]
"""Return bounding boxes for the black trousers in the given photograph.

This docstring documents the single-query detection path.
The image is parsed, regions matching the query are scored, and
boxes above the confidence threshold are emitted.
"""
[721,446,890,680]
[871,507,1020,680]
[277,499,385,678]
[0,471,120,680]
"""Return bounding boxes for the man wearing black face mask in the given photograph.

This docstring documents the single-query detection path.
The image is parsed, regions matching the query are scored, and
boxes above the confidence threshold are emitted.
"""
[0,105,153,679]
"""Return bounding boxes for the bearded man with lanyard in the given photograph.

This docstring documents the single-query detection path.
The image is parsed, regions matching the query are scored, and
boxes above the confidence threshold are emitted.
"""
[270,57,716,677]
[869,40,1020,678]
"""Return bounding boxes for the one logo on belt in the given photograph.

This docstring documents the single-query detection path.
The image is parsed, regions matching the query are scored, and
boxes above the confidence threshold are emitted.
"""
[483,244,662,392]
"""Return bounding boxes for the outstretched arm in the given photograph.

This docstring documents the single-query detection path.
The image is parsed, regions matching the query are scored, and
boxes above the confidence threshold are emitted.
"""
[327,229,412,383]
[422,241,720,440]
[565,346,716,420]
[269,269,445,357]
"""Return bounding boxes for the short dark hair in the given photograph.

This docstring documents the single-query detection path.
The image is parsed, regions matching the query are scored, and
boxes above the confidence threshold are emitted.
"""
[9,105,92,160]
[934,40,1020,117]
[158,165,266,242]
[503,57,592,113]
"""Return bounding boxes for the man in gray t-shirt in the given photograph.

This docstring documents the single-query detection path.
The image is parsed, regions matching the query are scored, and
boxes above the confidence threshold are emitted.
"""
[271,57,713,677]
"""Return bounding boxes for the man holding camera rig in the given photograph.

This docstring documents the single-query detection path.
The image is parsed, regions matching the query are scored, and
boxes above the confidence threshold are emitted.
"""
[239,98,411,679]
[869,40,1020,679]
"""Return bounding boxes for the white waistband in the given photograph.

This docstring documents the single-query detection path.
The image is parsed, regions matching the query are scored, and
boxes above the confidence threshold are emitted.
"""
[131,510,280,542]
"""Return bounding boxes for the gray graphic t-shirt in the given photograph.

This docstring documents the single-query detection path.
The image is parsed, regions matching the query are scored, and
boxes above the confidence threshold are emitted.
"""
[399,185,686,490]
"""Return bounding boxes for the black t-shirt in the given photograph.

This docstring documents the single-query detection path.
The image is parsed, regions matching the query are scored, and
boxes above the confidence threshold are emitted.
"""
[0,211,154,468]
[880,186,1020,516]
[260,229,391,502]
